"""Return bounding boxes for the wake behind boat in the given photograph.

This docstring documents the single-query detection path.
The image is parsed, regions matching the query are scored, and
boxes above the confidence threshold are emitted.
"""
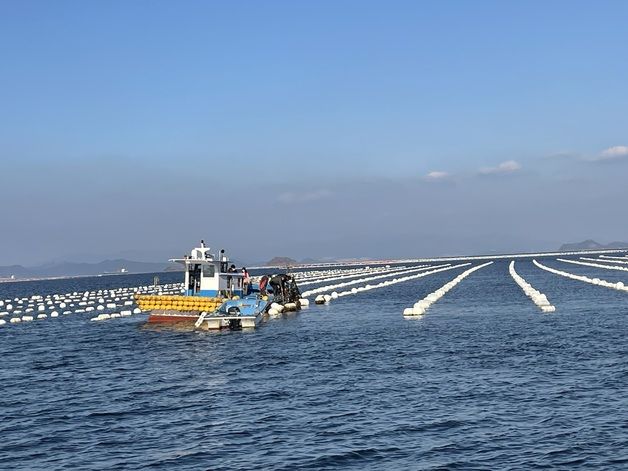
[135,241,305,330]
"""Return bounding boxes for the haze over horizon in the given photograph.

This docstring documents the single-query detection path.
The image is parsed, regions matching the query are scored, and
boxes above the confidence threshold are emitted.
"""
[1,1,627,266]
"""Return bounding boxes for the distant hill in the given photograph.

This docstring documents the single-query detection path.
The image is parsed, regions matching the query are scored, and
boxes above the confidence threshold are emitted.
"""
[266,256,298,267]
[0,259,182,279]
[559,239,628,251]
[0,265,32,278]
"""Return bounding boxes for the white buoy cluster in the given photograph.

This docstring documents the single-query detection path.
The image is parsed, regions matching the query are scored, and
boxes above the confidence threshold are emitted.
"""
[314,263,472,305]
[267,298,310,317]
[302,264,448,299]
[0,283,184,326]
[581,257,628,265]
[508,261,556,313]
[557,258,628,272]
[296,265,416,286]
[533,260,628,292]
[402,262,492,317]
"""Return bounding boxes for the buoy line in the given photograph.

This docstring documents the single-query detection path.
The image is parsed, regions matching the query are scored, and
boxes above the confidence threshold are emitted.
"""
[298,265,426,287]
[314,263,472,305]
[599,255,628,261]
[533,260,628,292]
[292,265,398,282]
[292,266,373,278]
[508,261,556,313]
[2,282,183,325]
[402,262,492,316]
[292,265,383,278]
[581,257,628,265]
[302,264,449,298]
[294,266,398,283]
[256,248,628,270]
[557,258,628,272]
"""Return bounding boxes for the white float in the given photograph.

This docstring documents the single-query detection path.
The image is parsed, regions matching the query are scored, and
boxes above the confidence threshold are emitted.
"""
[509,261,556,313]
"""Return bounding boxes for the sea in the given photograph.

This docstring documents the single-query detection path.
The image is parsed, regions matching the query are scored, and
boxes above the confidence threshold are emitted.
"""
[1,258,628,470]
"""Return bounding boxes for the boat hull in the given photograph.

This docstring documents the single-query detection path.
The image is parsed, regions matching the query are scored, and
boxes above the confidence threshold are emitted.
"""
[147,310,200,324]
[147,309,265,330]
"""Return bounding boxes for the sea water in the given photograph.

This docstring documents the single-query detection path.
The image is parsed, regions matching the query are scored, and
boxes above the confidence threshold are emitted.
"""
[1,260,628,470]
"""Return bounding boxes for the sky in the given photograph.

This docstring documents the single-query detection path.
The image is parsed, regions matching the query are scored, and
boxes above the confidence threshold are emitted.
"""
[1,0,627,265]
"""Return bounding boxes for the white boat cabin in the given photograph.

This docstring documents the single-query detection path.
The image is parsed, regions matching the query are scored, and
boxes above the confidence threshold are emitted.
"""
[170,241,245,297]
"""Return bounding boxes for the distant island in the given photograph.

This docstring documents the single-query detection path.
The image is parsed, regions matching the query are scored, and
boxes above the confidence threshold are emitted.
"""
[266,256,299,267]
[559,239,628,251]
[0,258,183,280]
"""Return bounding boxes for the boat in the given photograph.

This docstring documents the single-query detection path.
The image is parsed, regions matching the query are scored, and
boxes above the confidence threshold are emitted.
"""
[135,241,302,330]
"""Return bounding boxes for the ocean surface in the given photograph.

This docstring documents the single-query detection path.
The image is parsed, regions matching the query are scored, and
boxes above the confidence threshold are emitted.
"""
[1,259,628,470]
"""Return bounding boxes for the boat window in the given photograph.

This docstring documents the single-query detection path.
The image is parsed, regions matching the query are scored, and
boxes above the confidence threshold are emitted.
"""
[203,265,215,277]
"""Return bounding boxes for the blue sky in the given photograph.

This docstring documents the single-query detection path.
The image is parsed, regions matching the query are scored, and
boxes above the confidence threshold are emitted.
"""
[1,1,627,265]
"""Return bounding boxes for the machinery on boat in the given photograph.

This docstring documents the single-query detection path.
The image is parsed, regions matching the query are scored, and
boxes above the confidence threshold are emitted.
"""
[135,241,302,330]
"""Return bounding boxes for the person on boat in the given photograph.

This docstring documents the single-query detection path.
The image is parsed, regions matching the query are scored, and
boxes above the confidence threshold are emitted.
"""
[259,275,269,296]
[269,274,290,303]
[242,267,251,295]
[226,264,236,294]
[220,249,227,272]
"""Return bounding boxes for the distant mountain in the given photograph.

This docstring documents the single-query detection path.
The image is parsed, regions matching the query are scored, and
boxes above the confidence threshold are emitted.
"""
[266,256,298,267]
[0,265,32,278]
[0,259,182,279]
[559,239,628,251]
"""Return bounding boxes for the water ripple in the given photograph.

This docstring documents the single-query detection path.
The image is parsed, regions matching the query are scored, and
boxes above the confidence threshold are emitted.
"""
[2,262,628,469]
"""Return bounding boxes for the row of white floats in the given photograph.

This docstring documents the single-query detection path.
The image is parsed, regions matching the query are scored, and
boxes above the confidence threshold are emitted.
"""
[581,257,628,266]
[314,263,471,305]
[509,261,556,312]
[297,265,412,286]
[303,264,449,298]
[292,265,387,281]
[90,310,139,322]
[533,260,628,292]
[403,249,628,264]
[402,262,492,316]
[264,249,628,271]
[557,258,628,272]
[599,255,628,261]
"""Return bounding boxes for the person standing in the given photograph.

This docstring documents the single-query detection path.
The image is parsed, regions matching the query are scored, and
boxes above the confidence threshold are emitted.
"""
[242,267,251,295]
[227,264,236,294]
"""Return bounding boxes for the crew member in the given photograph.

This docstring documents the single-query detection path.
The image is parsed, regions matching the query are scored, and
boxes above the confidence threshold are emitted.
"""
[259,275,269,296]
[242,267,251,295]
[269,274,290,303]
[226,264,236,294]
